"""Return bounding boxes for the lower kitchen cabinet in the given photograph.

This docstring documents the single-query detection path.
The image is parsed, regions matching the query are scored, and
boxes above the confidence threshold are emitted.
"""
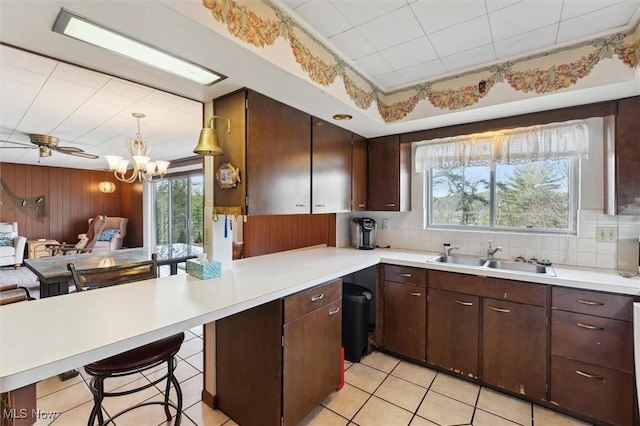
[427,288,479,379]
[383,265,426,362]
[550,287,635,425]
[215,279,342,426]
[482,298,547,401]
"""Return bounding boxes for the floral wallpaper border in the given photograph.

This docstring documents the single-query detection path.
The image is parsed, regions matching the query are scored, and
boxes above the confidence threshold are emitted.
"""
[203,0,639,123]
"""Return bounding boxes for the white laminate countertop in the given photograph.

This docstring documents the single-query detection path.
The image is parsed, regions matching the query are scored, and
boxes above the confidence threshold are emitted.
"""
[1,245,639,392]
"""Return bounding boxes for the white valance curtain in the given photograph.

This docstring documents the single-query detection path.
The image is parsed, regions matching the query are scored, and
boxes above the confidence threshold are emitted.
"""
[414,120,589,173]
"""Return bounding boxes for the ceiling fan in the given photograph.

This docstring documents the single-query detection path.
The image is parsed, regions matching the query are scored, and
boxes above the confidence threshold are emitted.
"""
[0,134,99,159]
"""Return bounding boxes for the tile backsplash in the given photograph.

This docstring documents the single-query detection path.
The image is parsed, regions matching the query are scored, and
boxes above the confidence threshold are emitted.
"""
[337,210,640,272]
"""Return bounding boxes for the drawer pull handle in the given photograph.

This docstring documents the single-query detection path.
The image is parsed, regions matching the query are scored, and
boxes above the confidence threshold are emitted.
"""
[575,370,604,380]
[358,204,365,208]
[576,299,604,306]
[489,306,511,313]
[295,204,307,208]
[408,292,422,297]
[311,294,324,302]
[577,322,603,330]
[399,273,412,277]
[315,204,326,207]
[328,307,340,316]
[384,203,396,207]
[455,300,473,306]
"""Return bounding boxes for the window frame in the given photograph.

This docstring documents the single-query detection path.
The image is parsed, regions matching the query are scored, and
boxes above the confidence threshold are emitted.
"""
[425,157,579,234]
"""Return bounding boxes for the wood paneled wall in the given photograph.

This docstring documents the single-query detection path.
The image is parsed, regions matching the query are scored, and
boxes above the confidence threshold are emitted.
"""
[243,214,336,258]
[0,162,142,247]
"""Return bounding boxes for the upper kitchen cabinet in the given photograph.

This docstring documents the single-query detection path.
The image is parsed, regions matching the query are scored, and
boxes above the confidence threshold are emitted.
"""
[616,96,640,215]
[352,134,367,211]
[214,90,311,215]
[368,135,411,211]
[311,117,351,213]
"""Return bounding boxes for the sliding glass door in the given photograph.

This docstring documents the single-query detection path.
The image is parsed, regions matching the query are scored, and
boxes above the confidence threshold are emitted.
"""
[154,174,204,249]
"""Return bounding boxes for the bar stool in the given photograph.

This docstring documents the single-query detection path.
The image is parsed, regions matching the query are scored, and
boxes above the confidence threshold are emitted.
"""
[67,260,184,425]
[84,333,184,425]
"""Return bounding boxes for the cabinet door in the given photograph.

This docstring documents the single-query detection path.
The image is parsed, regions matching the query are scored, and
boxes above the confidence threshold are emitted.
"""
[352,134,367,211]
[246,90,311,215]
[368,135,410,211]
[383,280,426,361]
[482,299,547,400]
[283,299,342,426]
[428,289,479,378]
[311,117,352,213]
[616,96,640,215]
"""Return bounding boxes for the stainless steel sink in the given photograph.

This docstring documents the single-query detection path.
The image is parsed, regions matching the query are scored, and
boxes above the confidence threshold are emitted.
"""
[485,260,552,274]
[429,255,487,267]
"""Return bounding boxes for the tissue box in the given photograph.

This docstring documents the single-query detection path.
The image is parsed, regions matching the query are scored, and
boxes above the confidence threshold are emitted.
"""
[186,259,222,280]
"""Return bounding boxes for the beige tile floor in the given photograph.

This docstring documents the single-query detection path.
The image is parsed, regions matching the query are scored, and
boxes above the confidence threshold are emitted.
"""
[30,333,591,426]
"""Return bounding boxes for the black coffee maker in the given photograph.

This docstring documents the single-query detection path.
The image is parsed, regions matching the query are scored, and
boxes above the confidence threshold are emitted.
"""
[351,218,377,250]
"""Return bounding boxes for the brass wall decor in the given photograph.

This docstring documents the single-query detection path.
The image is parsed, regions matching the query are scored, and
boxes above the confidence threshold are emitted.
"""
[194,115,231,156]
[0,176,46,221]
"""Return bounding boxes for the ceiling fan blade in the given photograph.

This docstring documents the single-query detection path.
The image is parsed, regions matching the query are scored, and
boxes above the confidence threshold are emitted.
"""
[0,139,37,148]
[67,151,100,159]
[54,146,83,153]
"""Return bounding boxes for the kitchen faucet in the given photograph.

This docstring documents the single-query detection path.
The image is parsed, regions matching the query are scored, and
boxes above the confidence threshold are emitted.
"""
[486,240,502,259]
[443,243,459,256]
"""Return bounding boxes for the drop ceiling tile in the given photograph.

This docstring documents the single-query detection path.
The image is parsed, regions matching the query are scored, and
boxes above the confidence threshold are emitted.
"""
[292,1,352,37]
[328,28,376,60]
[357,6,425,51]
[397,59,448,83]
[374,71,408,90]
[557,2,639,43]
[354,53,394,77]
[429,15,492,56]
[484,0,524,13]
[280,0,309,9]
[43,77,99,100]
[494,24,558,60]
[330,0,407,27]
[0,63,50,87]
[489,0,563,41]
[440,44,496,73]
[379,36,438,70]
[52,63,110,89]
[560,0,632,20]
[143,90,192,109]
[102,79,153,100]
[0,81,40,130]
[410,0,488,34]
[0,45,56,75]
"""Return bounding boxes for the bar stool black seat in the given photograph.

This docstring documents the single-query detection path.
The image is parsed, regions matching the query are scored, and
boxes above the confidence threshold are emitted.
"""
[84,332,184,426]
[67,259,184,425]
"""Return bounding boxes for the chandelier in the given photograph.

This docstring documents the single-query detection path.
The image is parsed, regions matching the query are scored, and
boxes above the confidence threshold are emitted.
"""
[105,112,170,183]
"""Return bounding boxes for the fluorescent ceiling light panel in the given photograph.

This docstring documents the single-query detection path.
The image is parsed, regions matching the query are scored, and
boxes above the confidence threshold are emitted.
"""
[53,9,224,86]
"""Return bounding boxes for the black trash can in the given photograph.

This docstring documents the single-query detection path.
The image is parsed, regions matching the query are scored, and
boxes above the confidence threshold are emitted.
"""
[342,283,373,363]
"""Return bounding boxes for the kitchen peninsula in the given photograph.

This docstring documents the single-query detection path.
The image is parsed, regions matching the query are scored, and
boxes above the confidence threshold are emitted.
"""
[1,245,638,425]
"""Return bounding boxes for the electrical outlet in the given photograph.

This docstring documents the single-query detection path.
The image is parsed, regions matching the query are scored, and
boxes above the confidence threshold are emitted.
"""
[382,218,390,229]
[596,226,617,242]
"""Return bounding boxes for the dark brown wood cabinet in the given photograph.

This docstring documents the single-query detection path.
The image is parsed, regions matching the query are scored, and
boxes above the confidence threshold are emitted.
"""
[426,270,547,400]
[427,288,479,379]
[482,298,547,401]
[311,117,352,213]
[368,135,411,211]
[214,89,311,215]
[550,287,635,425]
[215,279,342,426]
[352,134,368,211]
[382,265,426,361]
[616,96,640,215]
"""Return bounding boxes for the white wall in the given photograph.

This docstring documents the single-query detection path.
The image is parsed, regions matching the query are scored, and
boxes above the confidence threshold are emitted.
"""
[338,118,640,272]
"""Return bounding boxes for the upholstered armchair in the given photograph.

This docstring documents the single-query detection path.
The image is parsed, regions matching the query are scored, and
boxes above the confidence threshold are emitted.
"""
[0,222,27,269]
[91,216,128,253]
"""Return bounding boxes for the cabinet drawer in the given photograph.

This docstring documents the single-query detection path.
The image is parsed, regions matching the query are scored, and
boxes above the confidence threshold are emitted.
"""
[284,279,342,323]
[551,355,633,426]
[551,310,632,373]
[384,265,426,287]
[429,271,547,307]
[552,287,634,321]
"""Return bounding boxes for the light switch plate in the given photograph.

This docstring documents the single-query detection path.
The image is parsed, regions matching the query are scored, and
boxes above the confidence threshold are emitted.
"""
[596,226,617,242]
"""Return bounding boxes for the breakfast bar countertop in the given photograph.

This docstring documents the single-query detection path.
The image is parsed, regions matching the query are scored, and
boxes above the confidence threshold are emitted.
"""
[1,245,639,393]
